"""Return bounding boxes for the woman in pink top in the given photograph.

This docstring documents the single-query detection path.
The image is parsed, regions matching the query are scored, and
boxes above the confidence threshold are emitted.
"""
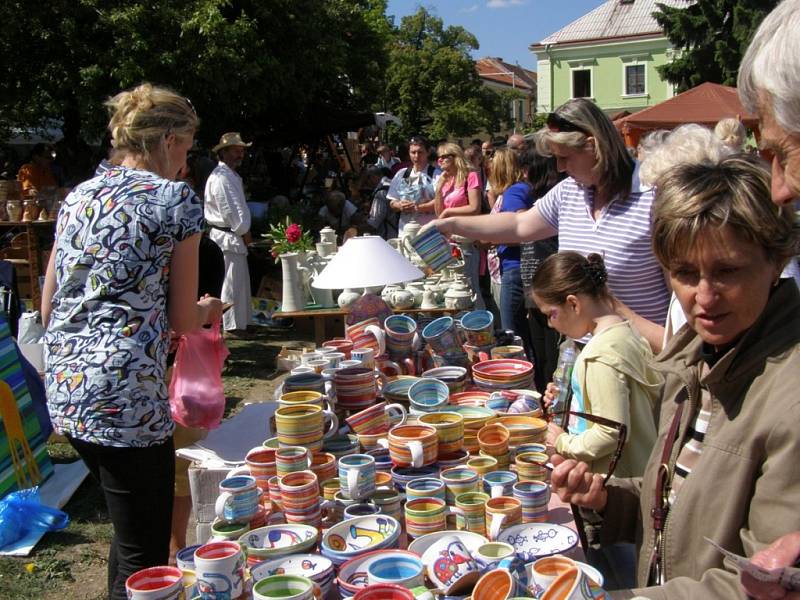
[434,142,485,308]
[434,142,482,218]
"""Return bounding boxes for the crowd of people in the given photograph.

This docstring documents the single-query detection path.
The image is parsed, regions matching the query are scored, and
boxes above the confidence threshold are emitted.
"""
[29,0,800,598]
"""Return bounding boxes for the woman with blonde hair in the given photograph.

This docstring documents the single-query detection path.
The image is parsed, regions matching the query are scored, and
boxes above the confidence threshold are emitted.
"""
[42,83,222,600]
[434,141,484,308]
[430,98,670,352]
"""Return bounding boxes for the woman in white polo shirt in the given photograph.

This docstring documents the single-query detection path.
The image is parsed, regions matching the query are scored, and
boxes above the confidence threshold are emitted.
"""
[430,98,670,352]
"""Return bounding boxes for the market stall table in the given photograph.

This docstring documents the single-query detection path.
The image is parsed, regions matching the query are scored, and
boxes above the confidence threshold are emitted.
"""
[272,306,461,344]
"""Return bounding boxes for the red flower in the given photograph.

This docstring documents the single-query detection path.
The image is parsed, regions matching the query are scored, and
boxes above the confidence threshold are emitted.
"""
[285,223,302,243]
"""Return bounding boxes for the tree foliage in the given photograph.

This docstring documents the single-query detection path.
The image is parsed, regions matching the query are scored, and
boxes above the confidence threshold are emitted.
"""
[383,7,510,141]
[0,0,390,145]
[654,0,778,92]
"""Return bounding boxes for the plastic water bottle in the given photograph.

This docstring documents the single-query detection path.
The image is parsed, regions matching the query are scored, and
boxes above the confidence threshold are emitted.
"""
[551,340,578,417]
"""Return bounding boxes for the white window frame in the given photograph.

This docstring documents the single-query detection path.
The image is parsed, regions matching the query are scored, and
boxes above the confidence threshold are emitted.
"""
[570,67,593,100]
[620,54,649,98]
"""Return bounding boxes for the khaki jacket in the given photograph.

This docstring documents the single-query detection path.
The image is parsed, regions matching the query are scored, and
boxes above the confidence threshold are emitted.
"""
[602,280,800,599]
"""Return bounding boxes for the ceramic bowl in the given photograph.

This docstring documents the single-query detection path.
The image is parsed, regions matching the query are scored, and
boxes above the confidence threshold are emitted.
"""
[471,359,534,382]
[381,376,421,404]
[320,515,401,563]
[407,530,488,557]
[449,390,491,407]
[250,553,335,595]
[238,524,319,560]
[407,378,450,412]
[336,549,422,597]
[494,522,579,562]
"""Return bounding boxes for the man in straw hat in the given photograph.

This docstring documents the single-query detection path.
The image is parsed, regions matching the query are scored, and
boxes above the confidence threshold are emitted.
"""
[204,132,253,335]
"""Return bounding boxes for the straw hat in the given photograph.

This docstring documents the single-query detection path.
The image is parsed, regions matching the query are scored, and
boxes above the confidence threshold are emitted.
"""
[212,132,252,152]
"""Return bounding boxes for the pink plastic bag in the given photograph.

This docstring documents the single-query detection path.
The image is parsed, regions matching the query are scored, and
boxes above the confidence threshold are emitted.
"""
[169,322,229,429]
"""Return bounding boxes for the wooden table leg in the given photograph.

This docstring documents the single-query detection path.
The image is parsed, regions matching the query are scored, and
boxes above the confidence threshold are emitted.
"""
[313,316,326,345]
[25,223,42,310]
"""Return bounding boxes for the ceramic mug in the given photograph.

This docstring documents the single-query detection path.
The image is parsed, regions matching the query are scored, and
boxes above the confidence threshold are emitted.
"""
[346,401,408,435]
[404,477,446,503]
[354,583,416,600]
[388,424,438,468]
[485,496,522,541]
[472,568,527,600]
[279,470,322,527]
[422,535,481,595]
[125,566,184,600]
[419,411,465,456]
[322,337,354,359]
[344,502,382,519]
[194,540,246,600]
[175,544,202,571]
[253,574,319,600]
[472,542,515,572]
[283,372,327,395]
[215,476,260,523]
[338,453,377,500]
[466,456,499,478]
[483,470,519,499]
[453,491,490,535]
[275,403,339,450]
[515,451,549,483]
[513,480,551,524]
[246,447,277,478]
[460,310,495,347]
[275,446,311,478]
[309,451,337,484]
[209,519,249,542]
[440,466,480,506]
[404,497,462,539]
[404,226,455,273]
[531,557,603,600]
[491,345,526,360]
[421,316,463,356]
[352,347,377,370]
[278,390,328,411]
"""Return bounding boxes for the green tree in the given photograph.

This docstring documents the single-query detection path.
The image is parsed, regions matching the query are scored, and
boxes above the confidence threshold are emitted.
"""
[382,7,507,141]
[654,0,778,92]
[0,0,389,146]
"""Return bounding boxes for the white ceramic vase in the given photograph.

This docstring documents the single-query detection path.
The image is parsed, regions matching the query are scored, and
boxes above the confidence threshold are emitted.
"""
[279,252,306,312]
[338,288,361,309]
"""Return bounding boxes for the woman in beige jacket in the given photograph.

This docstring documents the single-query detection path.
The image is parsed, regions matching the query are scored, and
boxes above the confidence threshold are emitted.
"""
[550,156,800,599]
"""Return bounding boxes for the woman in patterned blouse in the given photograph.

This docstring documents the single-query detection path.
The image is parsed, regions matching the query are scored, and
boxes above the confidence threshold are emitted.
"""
[41,83,222,600]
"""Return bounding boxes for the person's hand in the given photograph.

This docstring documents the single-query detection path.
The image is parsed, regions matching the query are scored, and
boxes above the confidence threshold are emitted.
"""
[198,295,223,326]
[419,218,454,238]
[399,200,416,213]
[741,532,800,599]
[546,422,565,448]
[543,382,559,408]
[243,232,253,246]
[550,454,608,512]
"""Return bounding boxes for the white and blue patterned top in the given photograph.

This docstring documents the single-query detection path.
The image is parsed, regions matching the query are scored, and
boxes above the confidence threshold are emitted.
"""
[44,166,204,447]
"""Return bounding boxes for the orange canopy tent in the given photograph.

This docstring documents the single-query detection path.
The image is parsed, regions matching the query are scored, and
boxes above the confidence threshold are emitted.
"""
[615,82,759,148]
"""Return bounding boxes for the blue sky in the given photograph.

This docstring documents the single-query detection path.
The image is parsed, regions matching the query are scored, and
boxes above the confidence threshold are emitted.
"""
[386,0,608,71]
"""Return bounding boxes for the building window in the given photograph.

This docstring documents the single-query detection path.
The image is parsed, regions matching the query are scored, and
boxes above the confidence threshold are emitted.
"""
[625,64,645,95]
[572,69,591,98]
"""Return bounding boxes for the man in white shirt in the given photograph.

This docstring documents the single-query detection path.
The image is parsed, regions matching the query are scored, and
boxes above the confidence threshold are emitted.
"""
[387,136,440,235]
[204,132,252,334]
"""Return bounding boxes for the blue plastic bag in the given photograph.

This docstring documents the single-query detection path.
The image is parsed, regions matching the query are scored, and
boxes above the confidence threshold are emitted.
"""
[0,487,69,549]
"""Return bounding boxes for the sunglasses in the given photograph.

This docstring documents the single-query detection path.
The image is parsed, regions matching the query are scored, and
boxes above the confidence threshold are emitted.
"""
[546,112,588,135]
[408,136,428,147]
[543,408,627,487]
[439,153,455,160]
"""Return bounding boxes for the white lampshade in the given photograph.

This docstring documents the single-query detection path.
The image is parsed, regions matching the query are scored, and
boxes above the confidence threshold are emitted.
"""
[313,235,425,289]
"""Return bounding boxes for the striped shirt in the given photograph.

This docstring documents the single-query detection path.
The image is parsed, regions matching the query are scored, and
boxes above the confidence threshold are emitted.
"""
[536,163,669,325]
[669,363,712,504]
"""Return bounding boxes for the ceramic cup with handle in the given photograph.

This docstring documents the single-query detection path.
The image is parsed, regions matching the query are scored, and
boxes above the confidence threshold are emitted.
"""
[404,497,463,539]
[338,453,377,500]
[253,574,320,600]
[485,495,523,541]
[483,470,519,499]
[367,554,425,588]
[193,540,246,600]
[125,566,184,600]
[388,424,438,468]
[215,475,260,524]
[472,541,516,572]
[346,401,408,435]
[421,534,481,595]
[533,558,604,600]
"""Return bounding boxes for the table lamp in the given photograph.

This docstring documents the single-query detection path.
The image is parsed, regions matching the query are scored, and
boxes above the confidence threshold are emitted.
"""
[312,235,425,308]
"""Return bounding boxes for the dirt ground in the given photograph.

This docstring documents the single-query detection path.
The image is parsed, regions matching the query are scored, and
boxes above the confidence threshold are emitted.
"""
[0,321,316,600]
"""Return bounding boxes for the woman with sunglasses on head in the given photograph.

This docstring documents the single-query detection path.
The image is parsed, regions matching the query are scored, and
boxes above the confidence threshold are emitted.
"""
[429,98,670,353]
[531,251,660,589]
[433,141,484,309]
[41,83,223,600]
[550,155,800,599]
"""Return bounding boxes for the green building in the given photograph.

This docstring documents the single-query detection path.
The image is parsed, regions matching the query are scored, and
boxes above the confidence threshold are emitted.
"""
[531,0,692,115]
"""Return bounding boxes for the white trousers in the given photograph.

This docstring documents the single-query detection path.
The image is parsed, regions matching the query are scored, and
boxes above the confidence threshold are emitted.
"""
[221,251,252,331]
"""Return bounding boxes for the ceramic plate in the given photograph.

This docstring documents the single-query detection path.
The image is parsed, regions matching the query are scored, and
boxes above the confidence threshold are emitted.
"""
[321,515,401,556]
[238,524,318,557]
[407,530,488,557]
[250,554,334,583]
[496,523,579,561]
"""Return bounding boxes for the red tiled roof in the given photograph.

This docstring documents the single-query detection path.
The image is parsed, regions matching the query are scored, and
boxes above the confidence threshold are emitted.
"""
[476,57,536,91]
[617,82,758,130]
